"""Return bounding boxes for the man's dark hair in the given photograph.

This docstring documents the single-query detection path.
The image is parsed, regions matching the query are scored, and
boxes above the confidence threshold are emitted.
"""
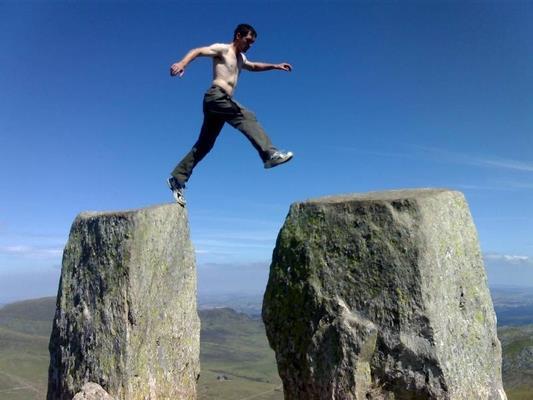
[233,23,257,40]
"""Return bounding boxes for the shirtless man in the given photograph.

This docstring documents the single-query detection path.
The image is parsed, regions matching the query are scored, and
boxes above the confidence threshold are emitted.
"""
[167,23,293,206]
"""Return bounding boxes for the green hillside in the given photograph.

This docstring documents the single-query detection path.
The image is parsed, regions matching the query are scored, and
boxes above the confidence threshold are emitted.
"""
[0,301,51,400]
[0,297,55,337]
[0,298,282,400]
[0,296,532,399]
[0,326,49,400]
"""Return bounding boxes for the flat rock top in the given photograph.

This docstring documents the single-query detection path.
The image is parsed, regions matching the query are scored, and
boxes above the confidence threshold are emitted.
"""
[78,203,181,219]
[304,188,457,205]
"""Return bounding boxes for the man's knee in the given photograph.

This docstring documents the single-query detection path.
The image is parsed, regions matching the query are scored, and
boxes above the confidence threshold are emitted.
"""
[241,109,257,122]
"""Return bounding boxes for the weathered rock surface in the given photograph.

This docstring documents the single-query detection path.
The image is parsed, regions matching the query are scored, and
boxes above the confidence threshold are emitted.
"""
[47,204,199,400]
[72,382,116,399]
[263,189,507,400]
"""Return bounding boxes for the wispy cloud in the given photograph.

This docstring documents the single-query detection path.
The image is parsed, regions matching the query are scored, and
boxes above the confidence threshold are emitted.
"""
[332,145,533,192]
[194,230,277,242]
[505,181,533,190]
[413,146,533,173]
[0,228,67,241]
[195,239,272,249]
[330,146,414,160]
[191,228,278,259]
[191,214,280,227]
[199,261,269,269]
[484,253,532,266]
[453,182,533,192]
[476,216,533,222]
[475,158,533,173]
[332,144,533,174]
[484,253,533,287]
[195,249,210,254]
[0,245,63,259]
[195,249,252,257]
[192,230,276,263]
[453,184,517,192]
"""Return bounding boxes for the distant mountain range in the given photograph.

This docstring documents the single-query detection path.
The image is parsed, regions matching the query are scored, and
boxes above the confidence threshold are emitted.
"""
[198,286,533,323]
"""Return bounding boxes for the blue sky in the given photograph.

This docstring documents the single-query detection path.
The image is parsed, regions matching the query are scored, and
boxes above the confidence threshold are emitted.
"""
[1,1,532,302]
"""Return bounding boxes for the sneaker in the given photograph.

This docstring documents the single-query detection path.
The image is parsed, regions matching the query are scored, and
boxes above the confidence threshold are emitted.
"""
[264,150,294,169]
[167,177,186,206]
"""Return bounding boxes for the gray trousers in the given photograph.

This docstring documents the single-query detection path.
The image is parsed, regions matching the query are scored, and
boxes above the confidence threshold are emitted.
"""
[171,85,277,185]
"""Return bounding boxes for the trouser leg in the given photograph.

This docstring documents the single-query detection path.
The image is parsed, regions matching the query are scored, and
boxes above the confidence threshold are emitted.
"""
[170,86,278,184]
[226,102,277,162]
[171,115,224,185]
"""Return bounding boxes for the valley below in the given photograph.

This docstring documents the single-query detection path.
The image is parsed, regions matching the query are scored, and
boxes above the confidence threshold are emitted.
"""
[0,287,532,399]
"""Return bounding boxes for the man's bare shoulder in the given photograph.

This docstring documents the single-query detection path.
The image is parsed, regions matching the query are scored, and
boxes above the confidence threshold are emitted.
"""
[193,43,231,59]
[207,43,231,57]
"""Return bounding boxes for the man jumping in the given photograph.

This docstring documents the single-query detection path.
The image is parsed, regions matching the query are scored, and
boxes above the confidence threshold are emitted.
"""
[168,23,294,206]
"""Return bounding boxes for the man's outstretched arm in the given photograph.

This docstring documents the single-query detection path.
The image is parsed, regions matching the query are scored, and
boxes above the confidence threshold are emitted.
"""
[170,44,225,77]
[243,61,292,72]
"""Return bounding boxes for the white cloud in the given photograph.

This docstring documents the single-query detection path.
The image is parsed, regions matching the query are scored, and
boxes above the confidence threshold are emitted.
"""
[195,249,210,254]
[1,245,32,253]
[191,228,278,262]
[191,213,280,227]
[453,184,518,192]
[483,253,533,287]
[330,146,414,160]
[331,145,533,180]
[195,239,273,249]
[456,182,533,192]
[0,245,63,259]
[502,255,529,262]
[478,158,533,173]
[414,146,533,173]
[484,253,531,263]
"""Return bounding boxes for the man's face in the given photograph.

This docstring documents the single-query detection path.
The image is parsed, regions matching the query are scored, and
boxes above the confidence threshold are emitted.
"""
[236,31,256,53]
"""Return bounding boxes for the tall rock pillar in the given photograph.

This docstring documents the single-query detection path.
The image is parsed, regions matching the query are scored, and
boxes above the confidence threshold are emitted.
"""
[47,204,200,400]
[263,189,506,400]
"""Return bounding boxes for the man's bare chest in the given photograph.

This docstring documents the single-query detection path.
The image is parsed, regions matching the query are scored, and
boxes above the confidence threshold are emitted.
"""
[215,52,241,73]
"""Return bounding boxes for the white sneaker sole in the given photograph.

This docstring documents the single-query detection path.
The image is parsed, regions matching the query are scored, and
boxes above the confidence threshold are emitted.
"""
[167,178,186,206]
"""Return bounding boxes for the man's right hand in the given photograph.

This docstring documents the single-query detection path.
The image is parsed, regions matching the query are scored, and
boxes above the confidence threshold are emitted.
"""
[170,62,186,77]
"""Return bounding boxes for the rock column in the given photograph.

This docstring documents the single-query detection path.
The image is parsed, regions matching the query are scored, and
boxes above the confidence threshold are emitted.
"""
[263,189,506,400]
[47,204,199,400]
